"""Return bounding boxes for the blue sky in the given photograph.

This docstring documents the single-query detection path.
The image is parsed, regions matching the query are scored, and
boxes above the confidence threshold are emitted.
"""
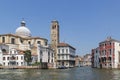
[0,0,120,56]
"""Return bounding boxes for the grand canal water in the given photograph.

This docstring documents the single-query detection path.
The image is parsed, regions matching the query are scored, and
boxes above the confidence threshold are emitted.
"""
[0,66,120,80]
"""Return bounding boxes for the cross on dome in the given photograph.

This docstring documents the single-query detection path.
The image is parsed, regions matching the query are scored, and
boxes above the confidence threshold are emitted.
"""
[21,20,26,26]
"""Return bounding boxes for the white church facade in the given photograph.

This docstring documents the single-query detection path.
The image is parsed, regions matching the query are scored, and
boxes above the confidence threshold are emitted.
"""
[0,20,54,68]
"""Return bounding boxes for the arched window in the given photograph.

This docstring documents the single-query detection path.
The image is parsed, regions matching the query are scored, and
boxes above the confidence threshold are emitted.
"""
[28,41,31,45]
[2,49,6,53]
[37,41,41,44]
[11,38,15,44]
[109,57,111,62]
[20,38,23,43]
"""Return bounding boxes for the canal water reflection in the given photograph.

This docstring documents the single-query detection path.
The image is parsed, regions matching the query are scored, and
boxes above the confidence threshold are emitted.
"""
[0,67,120,80]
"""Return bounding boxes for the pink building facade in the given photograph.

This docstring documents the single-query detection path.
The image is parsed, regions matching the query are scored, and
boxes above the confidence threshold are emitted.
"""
[92,37,120,68]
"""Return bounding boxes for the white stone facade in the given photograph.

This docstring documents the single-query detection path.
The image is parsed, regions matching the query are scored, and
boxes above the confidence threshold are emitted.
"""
[38,45,54,63]
[0,20,55,67]
[1,48,25,66]
[92,48,99,68]
[57,43,76,68]
[83,54,92,66]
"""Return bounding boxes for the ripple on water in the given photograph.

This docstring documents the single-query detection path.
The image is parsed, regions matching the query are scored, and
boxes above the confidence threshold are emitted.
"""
[0,67,120,80]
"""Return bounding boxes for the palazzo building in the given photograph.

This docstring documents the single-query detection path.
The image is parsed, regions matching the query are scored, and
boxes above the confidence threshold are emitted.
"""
[92,37,120,68]
[57,43,76,68]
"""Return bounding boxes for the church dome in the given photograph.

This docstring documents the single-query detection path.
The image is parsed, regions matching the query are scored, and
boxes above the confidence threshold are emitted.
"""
[16,20,31,37]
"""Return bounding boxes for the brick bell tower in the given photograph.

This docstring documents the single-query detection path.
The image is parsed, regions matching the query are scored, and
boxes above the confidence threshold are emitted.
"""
[50,20,60,68]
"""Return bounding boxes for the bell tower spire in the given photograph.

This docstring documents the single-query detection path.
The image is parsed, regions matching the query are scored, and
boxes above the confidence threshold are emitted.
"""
[50,20,60,45]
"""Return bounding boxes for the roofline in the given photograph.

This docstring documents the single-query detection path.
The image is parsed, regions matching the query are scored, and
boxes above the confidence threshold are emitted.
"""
[57,43,76,50]
[0,33,20,38]
[99,39,120,44]
[0,33,48,41]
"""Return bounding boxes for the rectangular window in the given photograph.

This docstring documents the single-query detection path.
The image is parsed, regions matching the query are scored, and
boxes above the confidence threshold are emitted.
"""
[2,37,5,43]
[45,42,47,46]
[3,62,5,65]
[40,59,42,62]
[109,49,111,55]
[58,49,60,53]
[51,59,53,63]
[105,50,106,55]
[14,51,16,54]
[62,55,64,59]
[62,49,64,53]
[21,56,23,60]
[110,42,111,45]
[7,57,9,60]
[48,52,50,56]
[52,53,53,57]
[66,49,68,53]
[17,56,18,60]
[66,55,68,59]
[3,57,5,60]
[105,43,106,46]
[17,62,18,65]
[21,62,23,65]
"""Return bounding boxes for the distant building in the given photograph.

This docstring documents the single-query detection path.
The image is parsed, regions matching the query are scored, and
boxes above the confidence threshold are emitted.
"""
[0,20,54,67]
[83,54,91,66]
[91,47,99,68]
[75,55,84,67]
[57,43,76,68]
[92,37,120,68]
